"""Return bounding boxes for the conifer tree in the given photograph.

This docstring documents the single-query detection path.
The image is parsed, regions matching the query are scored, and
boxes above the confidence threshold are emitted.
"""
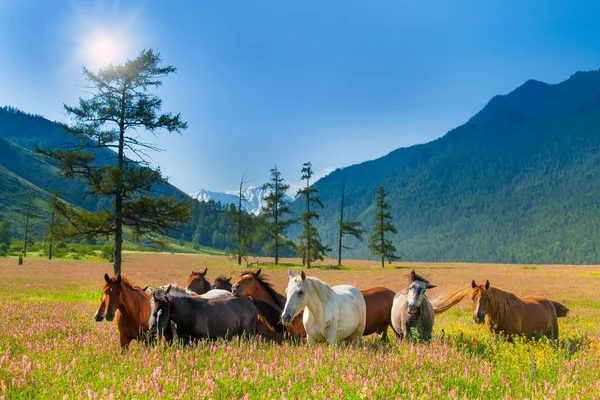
[297,162,330,268]
[368,185,398,268]
[228,176,257,265]
[38,49,191,274]
[259,166,295,264]
[337,175,364,266]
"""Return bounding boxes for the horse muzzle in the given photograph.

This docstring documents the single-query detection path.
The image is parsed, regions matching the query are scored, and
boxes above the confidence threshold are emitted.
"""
[231,285,241,296]
[473,314,485,324]
[105,312,115,322]
[407,304,418,315]
[94,312,105,322]
[280,312,293,325]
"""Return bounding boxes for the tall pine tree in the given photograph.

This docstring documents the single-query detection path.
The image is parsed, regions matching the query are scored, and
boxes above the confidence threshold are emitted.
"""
[38,49,191,274]
[260,166,295,264]
[368,185,398,268]
[337,175,364,266]
[297,162,330,268]
[228,175,257,265]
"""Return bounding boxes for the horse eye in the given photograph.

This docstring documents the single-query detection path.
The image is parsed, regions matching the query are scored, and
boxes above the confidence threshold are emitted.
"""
[298,290,304,296]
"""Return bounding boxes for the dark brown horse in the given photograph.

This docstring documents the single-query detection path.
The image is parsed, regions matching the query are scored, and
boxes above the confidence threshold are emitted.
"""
[212,275,233,292]
[232,269,306,340]
[470,280,569,341]
[187,268,211,295]
[361,287,396,339]
[150,285,257,343]
[94,273,154,349]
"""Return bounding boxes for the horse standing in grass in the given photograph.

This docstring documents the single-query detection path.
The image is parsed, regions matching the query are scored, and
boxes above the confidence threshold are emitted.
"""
[149,285,257,343]
[187,268,211,295]
[391,270,469,342]
[212,276,233,292]
[94,273,159,349]
[281,270,366,345]
[470,280,569,341]
[232,269,306,340]
[361,287,396,340]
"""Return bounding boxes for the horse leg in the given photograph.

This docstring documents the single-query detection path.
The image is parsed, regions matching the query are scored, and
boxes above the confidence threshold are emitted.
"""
[380,324,389,341]
[119,334,133,353]
[307,334,320,347]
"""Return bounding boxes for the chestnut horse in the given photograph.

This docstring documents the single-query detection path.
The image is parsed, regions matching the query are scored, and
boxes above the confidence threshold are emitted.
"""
[361,287,396,339]
[212,276,233,292]
[94,273,154,349]
[470,280,569,341]
[232,269,306,340]
[187,268,211,295]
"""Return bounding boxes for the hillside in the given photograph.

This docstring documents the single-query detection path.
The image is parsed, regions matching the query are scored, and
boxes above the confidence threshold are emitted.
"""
[0,107,192,240]
[291,69,600,264]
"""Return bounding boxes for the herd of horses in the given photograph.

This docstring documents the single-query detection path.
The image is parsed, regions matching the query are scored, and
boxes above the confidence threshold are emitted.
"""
[94,268,570,350]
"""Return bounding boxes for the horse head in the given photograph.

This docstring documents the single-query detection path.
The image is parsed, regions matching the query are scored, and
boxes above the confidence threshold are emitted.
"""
[212,276,233,292]
[187,268,211,295]
[470,280,490,324]
[281,270,308,325]
[149,285,172,341]
[406,270,436,315]
[232,269,262,296]
[95,273,123,322]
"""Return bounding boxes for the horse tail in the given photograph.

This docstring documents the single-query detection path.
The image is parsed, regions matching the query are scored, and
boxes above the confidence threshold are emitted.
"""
[551,301,570,318]
[431,288,470,315]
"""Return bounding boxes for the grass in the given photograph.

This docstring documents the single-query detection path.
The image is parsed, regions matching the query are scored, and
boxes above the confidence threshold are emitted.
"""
[0,253,599,399]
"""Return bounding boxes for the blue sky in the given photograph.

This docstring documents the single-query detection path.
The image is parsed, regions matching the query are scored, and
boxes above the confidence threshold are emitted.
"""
[1,1,600,193]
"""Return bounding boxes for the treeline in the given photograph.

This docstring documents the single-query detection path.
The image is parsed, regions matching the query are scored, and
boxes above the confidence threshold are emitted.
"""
[183,163,397,267]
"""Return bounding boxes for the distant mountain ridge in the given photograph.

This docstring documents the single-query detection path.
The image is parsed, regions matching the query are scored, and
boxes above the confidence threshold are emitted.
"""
[288,68,600,264]
[190,186,284,215]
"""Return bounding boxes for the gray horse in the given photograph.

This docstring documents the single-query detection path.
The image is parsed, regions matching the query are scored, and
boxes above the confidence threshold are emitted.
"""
[391,270,468,342]
[391,270,436,341]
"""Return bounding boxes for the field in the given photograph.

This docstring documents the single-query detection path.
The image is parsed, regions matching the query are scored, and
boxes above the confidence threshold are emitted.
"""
[1,253,599,399]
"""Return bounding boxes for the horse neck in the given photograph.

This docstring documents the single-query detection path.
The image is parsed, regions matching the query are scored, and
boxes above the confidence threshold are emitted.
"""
[254,281,286,310]
[119,283,149,325]
[304,278,335,322]
[486,287,523,330]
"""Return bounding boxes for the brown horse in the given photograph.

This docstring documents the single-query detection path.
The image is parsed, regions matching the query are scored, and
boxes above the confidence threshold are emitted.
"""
[232,269,306,340]
[94,273,153,349]
[360,287,396,339]
[470,280,569,341]
[212,276,233,292]
[187,268,211,295]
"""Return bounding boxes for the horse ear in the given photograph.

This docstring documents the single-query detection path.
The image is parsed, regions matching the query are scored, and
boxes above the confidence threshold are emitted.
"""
[410,270,416,280]
[288,269,294,280]
[166,284,172,294]
[426,283,436,289]
[142,286,148,291]
[301,271,306,281]
[485,280,490,290]
[227,277,232,282]
[471,280,477,288]
[117,274,122,283]
[104,273,111,284]
[256,268,261,276]
[201,267,207,276]
[191,270,195,276]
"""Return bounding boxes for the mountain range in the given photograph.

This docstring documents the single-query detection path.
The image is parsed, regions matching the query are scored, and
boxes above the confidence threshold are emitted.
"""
[288,69,600,264]
[189,186,274,215]
[4,68,600,264]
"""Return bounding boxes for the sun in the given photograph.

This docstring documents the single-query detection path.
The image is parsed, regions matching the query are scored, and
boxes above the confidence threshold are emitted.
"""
[84,32,124,69]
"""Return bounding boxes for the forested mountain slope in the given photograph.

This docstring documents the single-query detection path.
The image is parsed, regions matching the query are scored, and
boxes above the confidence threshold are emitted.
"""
[293,69,600,264]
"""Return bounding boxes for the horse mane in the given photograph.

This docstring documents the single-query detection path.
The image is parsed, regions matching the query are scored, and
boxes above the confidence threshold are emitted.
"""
[215,275,230,282]
[103,275,144,292]
[484,287,524,328]
[240,270,285,308]
[408,271,432,286]
[303,276,336,302]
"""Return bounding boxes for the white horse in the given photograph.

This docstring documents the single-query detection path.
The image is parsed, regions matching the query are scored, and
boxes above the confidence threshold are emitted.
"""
[281,270,366,345]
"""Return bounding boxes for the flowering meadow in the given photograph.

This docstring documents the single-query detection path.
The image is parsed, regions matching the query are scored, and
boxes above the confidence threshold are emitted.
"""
[1,254,599,399]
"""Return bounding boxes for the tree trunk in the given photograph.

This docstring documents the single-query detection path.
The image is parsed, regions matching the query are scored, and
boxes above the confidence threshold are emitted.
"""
[338,177,345,267]
[274,177,279,264]
[114,87,126,275]
[237,179,243,266]
[380,204,384,268]
[24,200,33,257]
[306,178,311,269]
[48,207,55,260]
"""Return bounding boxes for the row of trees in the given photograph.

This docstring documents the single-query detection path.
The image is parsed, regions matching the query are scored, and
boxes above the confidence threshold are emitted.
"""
[28,48,400,273]
[229,163,399,268]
